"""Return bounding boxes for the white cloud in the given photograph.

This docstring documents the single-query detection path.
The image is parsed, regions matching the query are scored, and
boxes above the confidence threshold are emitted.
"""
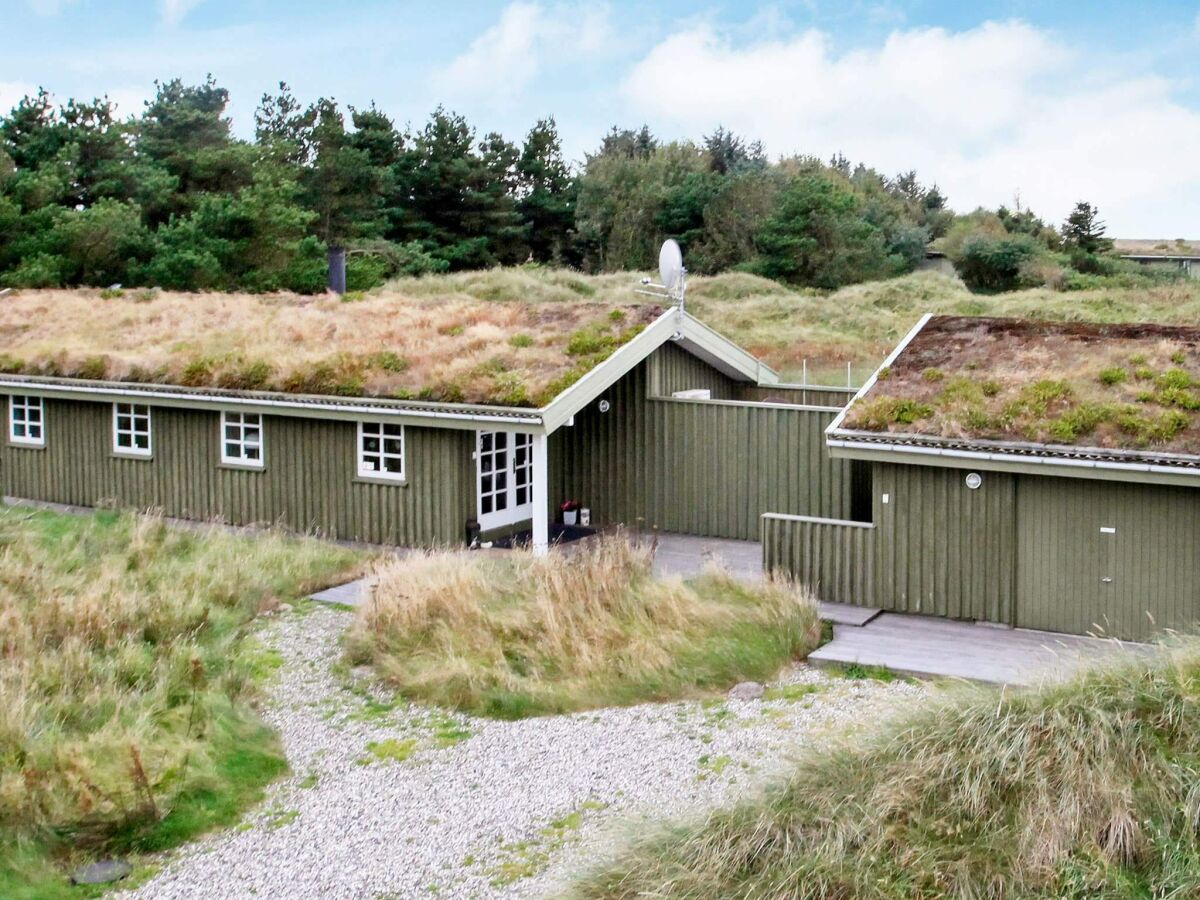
[621,20,1200,236]
[433,2,615,109]
[159,0,203,28]
[0,81,39,116]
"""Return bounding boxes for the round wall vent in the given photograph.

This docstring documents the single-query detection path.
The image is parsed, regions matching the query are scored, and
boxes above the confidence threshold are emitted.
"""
[965,472,982,490]
[598,399,611,413]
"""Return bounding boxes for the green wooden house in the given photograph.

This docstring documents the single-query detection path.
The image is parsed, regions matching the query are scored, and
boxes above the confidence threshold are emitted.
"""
[0,289,854,553]
[765,314,1200,641]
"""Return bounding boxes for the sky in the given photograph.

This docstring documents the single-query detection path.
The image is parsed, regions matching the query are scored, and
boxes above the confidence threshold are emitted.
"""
[3,0,1199,236]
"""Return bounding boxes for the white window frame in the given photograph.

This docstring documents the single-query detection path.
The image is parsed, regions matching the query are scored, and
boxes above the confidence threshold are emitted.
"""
[357,421,406,482]
[112,402,152,457]
[476,430,535,531]
[8,395,45,447]
[220,411,265,469]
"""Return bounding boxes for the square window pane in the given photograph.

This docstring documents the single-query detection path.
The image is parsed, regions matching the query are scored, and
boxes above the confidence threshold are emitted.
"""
[13,407,25,422]
[384,424,402,437]
[384,457,402,474]
[225,442,240,457]
[13,423,26,438]
[481,456,493,473]
[28,407,41,423]
[225,425,239,440]
[482,495,493,514]
[29,424,41,439]
[481,433,493,452]
[245,446,260,460]
[135,435,149,449]
[118,416,131,431]
[364,436,380,453]
[383,439,402,455]
[516,487,528,505]
[495,472,507,491]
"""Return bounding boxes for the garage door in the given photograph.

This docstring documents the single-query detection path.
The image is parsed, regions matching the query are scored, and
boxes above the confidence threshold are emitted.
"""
[1015,476,1200,640]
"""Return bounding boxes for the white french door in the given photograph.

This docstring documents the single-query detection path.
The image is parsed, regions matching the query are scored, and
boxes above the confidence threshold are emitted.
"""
[476,431,535,531]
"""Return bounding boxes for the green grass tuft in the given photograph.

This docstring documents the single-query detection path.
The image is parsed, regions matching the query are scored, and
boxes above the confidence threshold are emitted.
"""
[345,535,821,719]
[573,641,1200,899]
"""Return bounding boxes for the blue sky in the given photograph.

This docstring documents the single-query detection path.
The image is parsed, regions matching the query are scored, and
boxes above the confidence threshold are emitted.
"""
[4,0,1199,235]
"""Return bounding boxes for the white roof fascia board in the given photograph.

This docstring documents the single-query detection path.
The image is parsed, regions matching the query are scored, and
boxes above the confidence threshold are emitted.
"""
[0,379,545,433]
[539,310,680,433]
[827,436,1200,488]
[678,312,780,385]
[825,312,933,437]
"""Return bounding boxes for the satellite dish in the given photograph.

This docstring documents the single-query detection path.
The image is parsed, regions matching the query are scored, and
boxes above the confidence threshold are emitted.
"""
[658,239,684,299]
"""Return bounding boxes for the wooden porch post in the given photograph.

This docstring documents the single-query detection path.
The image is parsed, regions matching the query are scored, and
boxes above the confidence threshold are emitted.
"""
[531,433,549,556]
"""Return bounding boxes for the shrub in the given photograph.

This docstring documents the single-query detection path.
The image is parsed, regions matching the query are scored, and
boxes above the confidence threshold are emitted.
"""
[850,395,934,429]
[953,234,1038,293]
[1098,367,1127,386]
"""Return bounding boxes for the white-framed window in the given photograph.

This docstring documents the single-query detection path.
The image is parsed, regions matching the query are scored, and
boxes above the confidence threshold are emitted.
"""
[220,411,264,468]
[113,403,152,457]
[8,395,45,447]
[476,430,534,530]
[357,421,405,481]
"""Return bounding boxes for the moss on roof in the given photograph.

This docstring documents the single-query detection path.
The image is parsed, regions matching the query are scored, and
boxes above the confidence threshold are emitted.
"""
[842,316,1200,456]
[0,287,663,407]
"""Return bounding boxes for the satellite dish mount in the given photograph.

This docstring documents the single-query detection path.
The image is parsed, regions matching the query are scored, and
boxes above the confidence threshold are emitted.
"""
[637,239,687,314]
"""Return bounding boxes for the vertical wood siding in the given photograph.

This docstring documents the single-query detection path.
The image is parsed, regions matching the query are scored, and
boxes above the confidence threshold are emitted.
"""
[1,400,473,545]
[1015,475,1200,640]
[871,463,1016,623]
[556,352,851,540]
[762,514,875,604]
[646,341,741,398]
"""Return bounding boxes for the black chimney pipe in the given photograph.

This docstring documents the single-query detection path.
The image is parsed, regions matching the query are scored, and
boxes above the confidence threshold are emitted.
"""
[327,246,346,295]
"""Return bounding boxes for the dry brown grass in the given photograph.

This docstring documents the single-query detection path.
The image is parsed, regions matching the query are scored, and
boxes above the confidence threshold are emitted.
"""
[0,284,661,406]
[344,535,820,718]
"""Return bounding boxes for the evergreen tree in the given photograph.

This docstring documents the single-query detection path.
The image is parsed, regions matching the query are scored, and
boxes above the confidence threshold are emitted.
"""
[516,117,574,263]
[1062,201,1113,255]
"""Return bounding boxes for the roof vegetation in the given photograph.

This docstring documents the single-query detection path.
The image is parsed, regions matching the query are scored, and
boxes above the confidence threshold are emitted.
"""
[0,277,662,406]
[843,316,1200,455]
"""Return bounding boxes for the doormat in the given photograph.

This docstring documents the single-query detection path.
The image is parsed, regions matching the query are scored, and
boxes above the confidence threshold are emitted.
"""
[491,523,596,550]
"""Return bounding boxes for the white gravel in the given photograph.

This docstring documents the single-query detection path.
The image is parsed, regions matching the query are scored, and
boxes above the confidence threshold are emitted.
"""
[123,605,924,900]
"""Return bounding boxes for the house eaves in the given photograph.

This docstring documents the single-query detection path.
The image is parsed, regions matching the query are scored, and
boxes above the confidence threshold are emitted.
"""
[0,376,544,433]
[539,307,778,433]
[827,429,1200,488]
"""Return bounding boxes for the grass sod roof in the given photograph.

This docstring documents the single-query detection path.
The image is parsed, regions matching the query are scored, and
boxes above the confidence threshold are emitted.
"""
[841,315,1200,459]
[0,287,663,408]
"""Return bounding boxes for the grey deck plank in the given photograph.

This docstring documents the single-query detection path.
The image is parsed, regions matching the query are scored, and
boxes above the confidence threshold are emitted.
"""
[819,602,881,626]
[310,577,374,608]
[810,612,1150,685]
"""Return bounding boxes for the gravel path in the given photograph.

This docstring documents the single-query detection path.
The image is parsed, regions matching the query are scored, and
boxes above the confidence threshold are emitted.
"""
[124,605,924,900]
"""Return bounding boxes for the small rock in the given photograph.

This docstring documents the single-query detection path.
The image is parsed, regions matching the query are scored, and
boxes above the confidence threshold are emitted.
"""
[278,603,294,614]
[728,681,765,701]
[72,859,132,885]
[350,665,373,681]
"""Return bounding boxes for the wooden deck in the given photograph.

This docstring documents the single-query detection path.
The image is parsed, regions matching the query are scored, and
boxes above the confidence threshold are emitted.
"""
[810,612,1151,685]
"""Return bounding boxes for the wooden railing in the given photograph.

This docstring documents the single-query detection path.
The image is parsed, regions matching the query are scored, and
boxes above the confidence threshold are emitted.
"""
[761,512,876,606]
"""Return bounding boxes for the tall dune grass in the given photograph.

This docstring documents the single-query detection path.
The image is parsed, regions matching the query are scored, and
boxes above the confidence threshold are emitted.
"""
[574,639,1200,899]
[0,507,360,895]
[345,535,820,719]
